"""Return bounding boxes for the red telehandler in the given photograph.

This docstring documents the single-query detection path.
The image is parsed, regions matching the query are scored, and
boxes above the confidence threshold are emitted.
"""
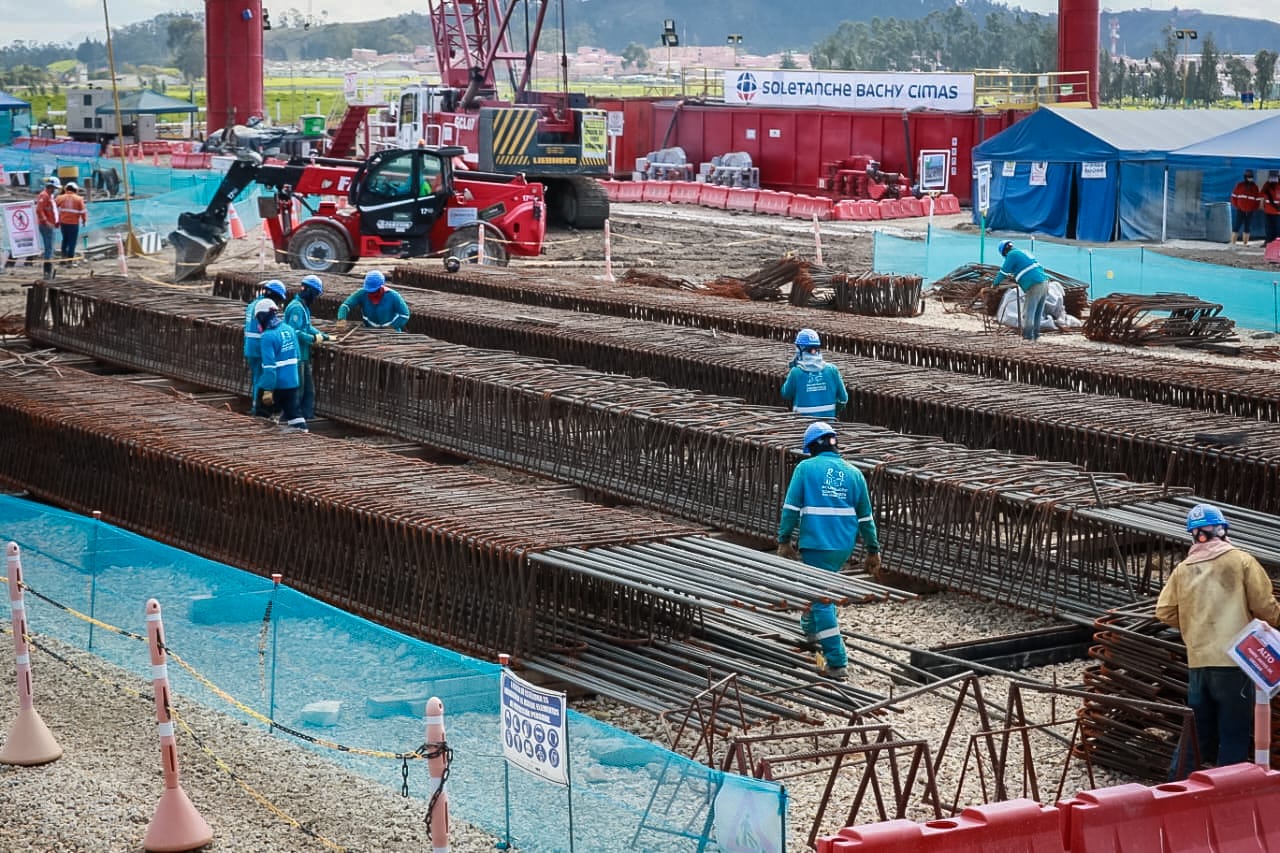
[169,145,545,281]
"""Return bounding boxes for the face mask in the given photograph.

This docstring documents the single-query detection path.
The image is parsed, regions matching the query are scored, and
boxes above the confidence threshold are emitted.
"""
[799,352,825,370]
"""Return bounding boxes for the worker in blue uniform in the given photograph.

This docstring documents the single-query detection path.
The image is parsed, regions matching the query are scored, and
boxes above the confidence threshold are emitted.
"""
[244,280,288,415]
[255,301,306,432]
[336,270,411,331]
[777,422,881,681]
[993,240,1050,342]
[284,274,332,420]
[780,328,848,419]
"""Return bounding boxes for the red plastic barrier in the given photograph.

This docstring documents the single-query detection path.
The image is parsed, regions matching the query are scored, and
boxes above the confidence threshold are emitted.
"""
[1060,763,1280,853]
[832,200,863,221]
[725,188,760,212]
[879,198,903,219]
[862,200,882,220]
[899,197,924,218]
[668,181,702,205]
[790,195,834,221]
[1266,239,1280,264]
[755,190,793,216]
[615,181,645,203]
[599,180,623,202]
[699,185,731,209]
[818,799,1061,853]
[641,181,673,203]
[938,193,960,214]
[171,152,213,169]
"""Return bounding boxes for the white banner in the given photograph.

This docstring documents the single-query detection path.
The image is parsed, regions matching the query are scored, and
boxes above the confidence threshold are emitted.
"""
[500,670,568,786]
[723,69,975,112]
[2,201,40,258]
[1081,162,1107,179]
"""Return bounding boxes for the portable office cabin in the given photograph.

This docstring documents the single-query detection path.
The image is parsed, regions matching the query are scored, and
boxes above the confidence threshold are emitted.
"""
[0,91,32,145]
[972,107,1280,242]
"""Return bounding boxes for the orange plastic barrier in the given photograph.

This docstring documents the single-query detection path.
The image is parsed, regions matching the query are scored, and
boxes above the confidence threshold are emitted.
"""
[1264,239,1280,264]
[832,200,863,221]
[725,188,760,212]
[754,189,793,216]
[790,195,834,221]
[668,181,702,205]
[641,181,673,203]
[699,185,731,210]
[615,181,645,203]
[599,180,623,202]
[938,193,961,214]
[1060,763,1280,853]
[879,198,903,219]
[171,152,214,169]
[899,197,924,218]
[818,799,1061,853]
[862,200,882,220]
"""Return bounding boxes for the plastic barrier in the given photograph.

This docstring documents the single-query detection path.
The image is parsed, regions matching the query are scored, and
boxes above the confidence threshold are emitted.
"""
[899,197,924,218]
[171,152,214,170]
[862,200,882,220]
[725,188,760,213]
[754,189,793,216]
[879,198,903,219]
[700,185,731,210]
[1265,239,1280,264]
[599,179,623,202]
[614,180,645,203]
[817,799,1060,853]
[938,193,961,214]
[668,181,702,206]
[641,181,673,203]
[790,195,834,221]
[832,200,863,221]
[1059,763,1280,853]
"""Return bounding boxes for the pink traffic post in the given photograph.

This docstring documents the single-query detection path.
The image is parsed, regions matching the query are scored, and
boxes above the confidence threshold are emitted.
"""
[142,598,213,852]
[0,542,62,766]
[603,220,615,282]
[426,696,450,853]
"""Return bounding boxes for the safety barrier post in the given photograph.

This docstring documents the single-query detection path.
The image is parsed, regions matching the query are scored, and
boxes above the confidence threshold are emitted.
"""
[268,573,281,726]
[603,220,615,282]
[227,203,247,240]
[426,696,450,853]
[1257,685,1272,766]
[477,225,486,264]
[258,225,266,273]
[87,510,102,650]
[0,542,63,766]
[116,235,129,276]
[812,214,824,266]
[498,652,512,851]
[142,598,213,852]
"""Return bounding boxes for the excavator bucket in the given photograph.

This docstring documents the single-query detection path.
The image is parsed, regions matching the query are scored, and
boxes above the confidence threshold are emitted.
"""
[169,228,227,282]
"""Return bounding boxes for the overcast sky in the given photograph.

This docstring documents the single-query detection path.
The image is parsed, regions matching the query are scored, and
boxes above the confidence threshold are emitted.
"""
[6,0,1278,50]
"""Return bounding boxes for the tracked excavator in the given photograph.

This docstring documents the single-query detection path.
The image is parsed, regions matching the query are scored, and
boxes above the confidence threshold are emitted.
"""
[169,145,545,282]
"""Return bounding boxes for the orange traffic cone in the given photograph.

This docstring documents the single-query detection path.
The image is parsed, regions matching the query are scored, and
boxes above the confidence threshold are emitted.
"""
[227,202,247,240]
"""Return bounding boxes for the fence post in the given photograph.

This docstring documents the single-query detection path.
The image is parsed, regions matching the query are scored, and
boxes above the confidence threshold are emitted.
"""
[603,219,615,282]
[812,213,824,266]
[0,542,63,766]
[143,598,213,852]
[426,696,451,853]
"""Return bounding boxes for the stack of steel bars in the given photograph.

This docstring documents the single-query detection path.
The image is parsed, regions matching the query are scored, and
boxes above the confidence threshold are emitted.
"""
[26,280,1207,623]
[1084,294,1236,347]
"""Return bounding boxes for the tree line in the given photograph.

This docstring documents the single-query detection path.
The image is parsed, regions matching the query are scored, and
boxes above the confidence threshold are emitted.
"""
[1098,29,1278,108]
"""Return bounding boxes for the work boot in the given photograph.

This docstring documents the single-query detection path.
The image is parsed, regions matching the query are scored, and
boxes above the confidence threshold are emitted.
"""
[819,665,848,681]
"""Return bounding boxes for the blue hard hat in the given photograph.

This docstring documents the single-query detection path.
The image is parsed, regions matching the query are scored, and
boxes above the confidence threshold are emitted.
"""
[795,328,821,349]
[998,240,1014,256]
[263,280,287,300]
[802,421,837,454]
[363,270,386,292]
[300,274,323,294]
[1186,503,1229,532]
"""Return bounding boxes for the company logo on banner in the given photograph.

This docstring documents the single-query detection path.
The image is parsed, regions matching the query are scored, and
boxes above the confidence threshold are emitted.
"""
[724,69,975,112]
[1230,619,1280,697]
[500,669,568,786]
[2,201,40,258]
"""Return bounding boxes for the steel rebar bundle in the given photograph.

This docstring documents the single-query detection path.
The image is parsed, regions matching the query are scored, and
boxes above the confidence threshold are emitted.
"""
[380,266,1280,422]
[26,279,1208,621]
[832,273,924,317]
[1084,293,1236,347]
[213,273,1280,512]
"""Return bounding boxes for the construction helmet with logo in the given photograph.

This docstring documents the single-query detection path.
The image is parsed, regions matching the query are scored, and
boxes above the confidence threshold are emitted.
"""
[364,270,386,292]
[262,280,287,300]
[300,274,323,294]
[998,240,1014,256]
[1185,503,1229,533]
[794,328,821,349]
[802,421,837,455]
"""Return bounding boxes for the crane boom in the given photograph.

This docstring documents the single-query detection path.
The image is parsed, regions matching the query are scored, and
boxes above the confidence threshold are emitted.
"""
[428,0,548,97]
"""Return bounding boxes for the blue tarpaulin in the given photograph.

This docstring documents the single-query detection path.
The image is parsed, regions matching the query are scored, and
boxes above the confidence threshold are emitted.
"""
[973,107,1280,242]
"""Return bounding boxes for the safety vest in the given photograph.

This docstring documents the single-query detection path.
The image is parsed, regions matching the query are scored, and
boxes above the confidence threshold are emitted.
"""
[56,192,86,226]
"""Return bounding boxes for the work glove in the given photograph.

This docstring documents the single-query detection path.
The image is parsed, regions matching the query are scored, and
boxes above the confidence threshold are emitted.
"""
[335,320,351,332]
[311,335,323,348]
[777,542,799,561]
[260,390,274,407]
[322,332,333,342]
[864,552,882,578]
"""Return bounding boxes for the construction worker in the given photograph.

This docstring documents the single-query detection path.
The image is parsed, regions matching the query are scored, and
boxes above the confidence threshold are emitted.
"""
[284,274,332,421]
[1229,169,1262,247]
[35,176,59,280]
[1156,504,1280,777]
[56,181,87,264]
[1262,171,1280,247]
[254,300,306,432]
[336,270,410,331]
[244,280,288,415]
[993,240,1050,342]
[781,328,848,420]
[776,421,881,681]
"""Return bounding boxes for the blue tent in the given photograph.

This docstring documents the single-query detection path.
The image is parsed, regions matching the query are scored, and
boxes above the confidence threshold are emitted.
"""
[973,107,1280,242]
[1168,114,1280,170]
[0,90,32,146]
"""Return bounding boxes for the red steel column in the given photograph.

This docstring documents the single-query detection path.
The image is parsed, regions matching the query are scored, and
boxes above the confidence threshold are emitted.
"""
[1058,0,1101,106]
[205,0,265,136]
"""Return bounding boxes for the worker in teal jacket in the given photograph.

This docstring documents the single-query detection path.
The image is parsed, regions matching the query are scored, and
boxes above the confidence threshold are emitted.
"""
[244,280,287,414]
[781,328,848,419]
[336,270,411,331]
[777,422,881,681]
[993,240,1050,342]
[284,274,331,420]
[255,301,306,432]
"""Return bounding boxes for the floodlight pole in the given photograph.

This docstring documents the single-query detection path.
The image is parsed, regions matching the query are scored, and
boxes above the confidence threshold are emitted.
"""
[102,0,142,256]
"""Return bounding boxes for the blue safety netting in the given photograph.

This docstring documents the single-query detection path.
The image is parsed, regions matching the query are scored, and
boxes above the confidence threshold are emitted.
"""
[0,494,785,852]
[875,229,1280,332]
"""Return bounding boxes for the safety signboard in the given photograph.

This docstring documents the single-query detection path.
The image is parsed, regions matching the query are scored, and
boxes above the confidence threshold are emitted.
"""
[500,669,568,786]
[1230,618,1280,697]
[2,202,39,258]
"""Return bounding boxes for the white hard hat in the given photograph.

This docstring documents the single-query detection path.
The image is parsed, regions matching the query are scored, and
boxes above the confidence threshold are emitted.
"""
[253,298,278,316]
[44,176,61,188]
[64,181,79,192]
